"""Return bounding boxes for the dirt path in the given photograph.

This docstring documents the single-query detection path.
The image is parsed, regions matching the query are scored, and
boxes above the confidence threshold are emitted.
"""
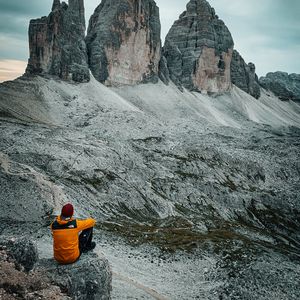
[112,271,169,300]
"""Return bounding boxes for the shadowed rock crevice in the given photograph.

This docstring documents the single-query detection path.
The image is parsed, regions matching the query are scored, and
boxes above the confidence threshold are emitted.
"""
[26,0,90,83]
[231,50,261,99]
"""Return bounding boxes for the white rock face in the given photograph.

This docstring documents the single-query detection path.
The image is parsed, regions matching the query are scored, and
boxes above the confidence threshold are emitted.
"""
[192,47,233,94]
[105,28,160,86]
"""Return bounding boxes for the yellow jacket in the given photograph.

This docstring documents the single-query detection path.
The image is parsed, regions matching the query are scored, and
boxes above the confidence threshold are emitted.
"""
[51,216,96,264]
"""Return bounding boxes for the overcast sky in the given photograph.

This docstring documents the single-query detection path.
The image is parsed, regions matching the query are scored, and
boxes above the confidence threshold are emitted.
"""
[0,0,299,82]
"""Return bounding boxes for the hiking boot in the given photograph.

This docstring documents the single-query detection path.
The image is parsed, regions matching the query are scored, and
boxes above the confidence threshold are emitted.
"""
[89,241,96,250]
[86,242,96,251]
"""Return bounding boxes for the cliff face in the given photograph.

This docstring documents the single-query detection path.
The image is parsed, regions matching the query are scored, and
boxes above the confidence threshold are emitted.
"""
[162,0,234,93]
[24,0,263,98]
[231,50,261,99]
[86,0,161,86]
[26,0,90,82]
[259,72,300,101]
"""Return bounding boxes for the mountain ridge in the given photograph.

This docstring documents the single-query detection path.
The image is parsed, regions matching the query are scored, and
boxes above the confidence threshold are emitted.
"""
[24,0,265,98]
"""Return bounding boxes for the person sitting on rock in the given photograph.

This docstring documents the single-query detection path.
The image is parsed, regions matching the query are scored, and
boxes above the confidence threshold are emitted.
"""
[51,203,96,264]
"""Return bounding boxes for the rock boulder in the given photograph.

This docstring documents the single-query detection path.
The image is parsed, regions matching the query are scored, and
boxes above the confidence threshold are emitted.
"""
[0,238,38,272]
[38,252,112,300]
[162,0,234,94]
[26,0,90,82]
[86,0,161,86]
[0,238,71,299]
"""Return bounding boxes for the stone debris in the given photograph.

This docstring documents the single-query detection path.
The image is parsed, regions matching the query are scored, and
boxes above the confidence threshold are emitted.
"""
[0,239,70,300]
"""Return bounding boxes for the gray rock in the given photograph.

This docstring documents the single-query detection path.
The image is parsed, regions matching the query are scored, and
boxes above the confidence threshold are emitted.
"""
[86,0,161,86]
[26,0,90,82]
[0,238,38,272]
[259,72,300,101]
[231,50,261,99]
[162,0,234,93]
[38,252,112,300]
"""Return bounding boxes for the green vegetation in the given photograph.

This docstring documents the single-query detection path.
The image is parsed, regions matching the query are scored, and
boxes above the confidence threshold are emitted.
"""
[96,217,250,252]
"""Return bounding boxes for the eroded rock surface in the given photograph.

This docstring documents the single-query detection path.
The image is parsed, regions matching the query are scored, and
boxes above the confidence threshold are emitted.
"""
[162,0,234,93]
[39,253,112,300]
[259,72,300,101]
[86,0,161,86]
[0,238,38,272]
[0,238,70,300]
[230,50,261,99]
[26,0,90,82]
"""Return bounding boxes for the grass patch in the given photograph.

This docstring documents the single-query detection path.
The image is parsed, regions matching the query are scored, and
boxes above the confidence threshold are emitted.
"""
[96,217,249,252]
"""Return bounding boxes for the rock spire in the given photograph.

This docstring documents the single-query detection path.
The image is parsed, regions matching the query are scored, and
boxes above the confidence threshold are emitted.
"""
[161,0,234,94]
[231,50,261,99]
[26,0,90,82]
[86,0,161,86]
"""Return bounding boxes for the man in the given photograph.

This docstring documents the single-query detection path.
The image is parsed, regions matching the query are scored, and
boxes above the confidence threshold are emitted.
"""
[51,203,96,264]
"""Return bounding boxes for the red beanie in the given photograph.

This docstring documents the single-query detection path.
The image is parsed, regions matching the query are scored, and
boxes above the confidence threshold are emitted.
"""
[61,203,74,218]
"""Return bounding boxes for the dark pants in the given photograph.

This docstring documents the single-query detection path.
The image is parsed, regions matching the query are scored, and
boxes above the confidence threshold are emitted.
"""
[79,227,94,254]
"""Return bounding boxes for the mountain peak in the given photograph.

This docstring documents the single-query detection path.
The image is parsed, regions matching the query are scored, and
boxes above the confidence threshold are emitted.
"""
[86,0,161,86]
[26,0,89,82]
[162,0,234,93]
[186,0,215,18]
[51,0,61,11]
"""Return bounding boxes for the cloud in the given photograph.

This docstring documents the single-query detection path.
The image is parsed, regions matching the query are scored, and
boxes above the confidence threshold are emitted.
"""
[0,59,27,82]
[0,0,52,16]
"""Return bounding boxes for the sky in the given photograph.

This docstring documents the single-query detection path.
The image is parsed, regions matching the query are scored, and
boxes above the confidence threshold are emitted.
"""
[0,0,299,82]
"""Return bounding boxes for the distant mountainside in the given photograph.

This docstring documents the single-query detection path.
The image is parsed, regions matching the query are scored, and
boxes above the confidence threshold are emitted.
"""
[23,0,300,101]
[26,0,89,82]
[260,72,300,101]
[1,72,300,298]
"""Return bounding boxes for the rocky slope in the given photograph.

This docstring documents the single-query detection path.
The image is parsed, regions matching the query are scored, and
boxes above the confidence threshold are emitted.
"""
[0,238,112,299]
[161,0,234,93]
[86,0,161,86]
[0,76,300,298]
[26,0,90,82]
[259,71,300,101]
[230,50,261,99]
